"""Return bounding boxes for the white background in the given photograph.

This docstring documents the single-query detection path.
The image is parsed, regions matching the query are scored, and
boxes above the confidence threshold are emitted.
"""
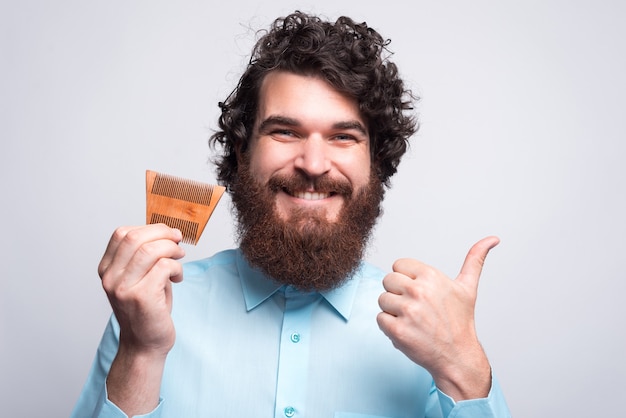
[2,1,625,417]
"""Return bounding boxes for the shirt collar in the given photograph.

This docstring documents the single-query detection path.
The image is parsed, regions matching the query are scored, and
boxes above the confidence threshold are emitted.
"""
[235,249,360,321]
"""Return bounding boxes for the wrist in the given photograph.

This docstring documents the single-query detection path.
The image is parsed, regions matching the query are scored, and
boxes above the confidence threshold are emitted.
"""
[117,338,172,362]
[106,343,169,416]
[432,346,492,401]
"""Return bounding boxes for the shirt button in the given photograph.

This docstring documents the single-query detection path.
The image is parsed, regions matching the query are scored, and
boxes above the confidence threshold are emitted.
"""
[284,406,295,417]
[290,332,301,343]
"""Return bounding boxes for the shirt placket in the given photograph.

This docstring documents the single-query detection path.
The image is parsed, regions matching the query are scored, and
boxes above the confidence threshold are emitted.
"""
[274,286,321,418]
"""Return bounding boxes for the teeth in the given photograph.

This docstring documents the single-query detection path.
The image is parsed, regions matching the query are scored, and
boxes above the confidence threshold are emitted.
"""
[294,191,330,200]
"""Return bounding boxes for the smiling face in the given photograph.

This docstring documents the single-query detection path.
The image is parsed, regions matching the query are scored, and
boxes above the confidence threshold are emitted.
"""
[247,71,372,223]
[230,71,384,291]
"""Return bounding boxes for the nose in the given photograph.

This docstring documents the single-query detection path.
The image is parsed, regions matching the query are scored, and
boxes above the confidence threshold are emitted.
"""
[293,137,331,178]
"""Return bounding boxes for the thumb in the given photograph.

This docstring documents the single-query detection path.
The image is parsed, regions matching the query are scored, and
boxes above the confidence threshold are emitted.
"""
[456,236,500,292]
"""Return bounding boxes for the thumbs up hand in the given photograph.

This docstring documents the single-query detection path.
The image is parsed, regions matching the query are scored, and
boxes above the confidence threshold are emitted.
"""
[377,236,500,401]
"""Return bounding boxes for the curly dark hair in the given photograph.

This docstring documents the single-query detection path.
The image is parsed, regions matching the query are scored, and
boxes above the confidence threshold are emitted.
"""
[209,11,418,190]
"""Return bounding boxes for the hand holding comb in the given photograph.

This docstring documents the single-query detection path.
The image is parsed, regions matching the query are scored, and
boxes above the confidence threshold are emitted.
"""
[146,170,225,245]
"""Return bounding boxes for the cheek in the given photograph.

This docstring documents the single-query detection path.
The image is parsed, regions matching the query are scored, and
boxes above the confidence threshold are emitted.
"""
[342,154,372,190]
[247,142,295,181]
[247,150,275,183]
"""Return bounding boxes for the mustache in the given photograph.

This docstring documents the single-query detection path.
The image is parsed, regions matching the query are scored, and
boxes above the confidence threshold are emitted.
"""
[267,172,353,197]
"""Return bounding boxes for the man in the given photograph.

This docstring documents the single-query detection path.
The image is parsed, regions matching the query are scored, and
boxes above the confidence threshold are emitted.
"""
[72,11,510,417]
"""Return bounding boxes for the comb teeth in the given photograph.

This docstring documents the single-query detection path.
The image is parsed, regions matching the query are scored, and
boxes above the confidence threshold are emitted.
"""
[149,213,199,245]
[151,173,216,206]
[146,170,225,245]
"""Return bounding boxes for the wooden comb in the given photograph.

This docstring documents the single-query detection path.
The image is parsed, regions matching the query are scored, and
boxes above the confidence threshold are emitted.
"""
[146,170,225,245]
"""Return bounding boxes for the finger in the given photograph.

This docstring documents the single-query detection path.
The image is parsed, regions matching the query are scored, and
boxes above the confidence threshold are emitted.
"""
[166,258,184,283]
[110,256,182,299]
[100,224,183,278]
[142,257,184,287]
[382,271,413,294]
[102,242,185,301]
[391,258,431,280]
[98,225,143,278]
[100,227,184,294]
[377,291,405,317]
[455,236,500,291]
[376,310,396,337]
[112,239,184,286]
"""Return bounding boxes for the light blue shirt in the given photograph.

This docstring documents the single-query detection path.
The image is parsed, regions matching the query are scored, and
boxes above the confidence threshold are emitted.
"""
[72,249,510,418]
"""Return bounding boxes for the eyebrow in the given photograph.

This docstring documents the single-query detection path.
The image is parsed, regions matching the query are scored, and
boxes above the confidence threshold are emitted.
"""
[257,115,368,136]
[332,120,368,136]
[257,116,299,133]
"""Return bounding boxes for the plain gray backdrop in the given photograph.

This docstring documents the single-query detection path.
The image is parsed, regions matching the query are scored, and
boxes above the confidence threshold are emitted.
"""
[2,1,625,417]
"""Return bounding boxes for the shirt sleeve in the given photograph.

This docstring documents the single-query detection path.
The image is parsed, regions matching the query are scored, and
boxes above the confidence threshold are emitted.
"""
[69,316,164,418]
[434,372,511,418]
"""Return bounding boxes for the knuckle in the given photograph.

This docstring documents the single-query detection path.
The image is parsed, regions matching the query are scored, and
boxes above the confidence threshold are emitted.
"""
[101,277,114,294]
[154,258,182,277]
[421,264,437,278]
[100,271,123,294]
[109,282,144,306]
[404,301,421,318]
[112,226,130,243]
[377,292,385,306]
[404,281,422,299]
[99,269,118,293]
[97,261,107,278]
[123,229,142,246]
[381,276,391,291]
[392,258,406,272]
[136,241,157,260]
[154,257,172,271]
[111,285,127,302]
[103,279,124,300]
[375,312,386,329]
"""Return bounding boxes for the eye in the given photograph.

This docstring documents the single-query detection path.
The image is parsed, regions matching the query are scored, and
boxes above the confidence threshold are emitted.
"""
[331,133,365,146]
[270,129,299,141]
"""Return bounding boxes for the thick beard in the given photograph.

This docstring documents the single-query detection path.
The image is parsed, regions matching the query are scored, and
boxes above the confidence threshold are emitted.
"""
[231,162,385,292]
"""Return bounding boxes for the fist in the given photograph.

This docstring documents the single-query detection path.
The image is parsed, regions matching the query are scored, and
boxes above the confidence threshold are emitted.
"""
[376,236,499,399]
[99,224,186,355]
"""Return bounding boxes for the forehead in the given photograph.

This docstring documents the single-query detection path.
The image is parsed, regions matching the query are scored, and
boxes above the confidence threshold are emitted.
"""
[255,71,367,128]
